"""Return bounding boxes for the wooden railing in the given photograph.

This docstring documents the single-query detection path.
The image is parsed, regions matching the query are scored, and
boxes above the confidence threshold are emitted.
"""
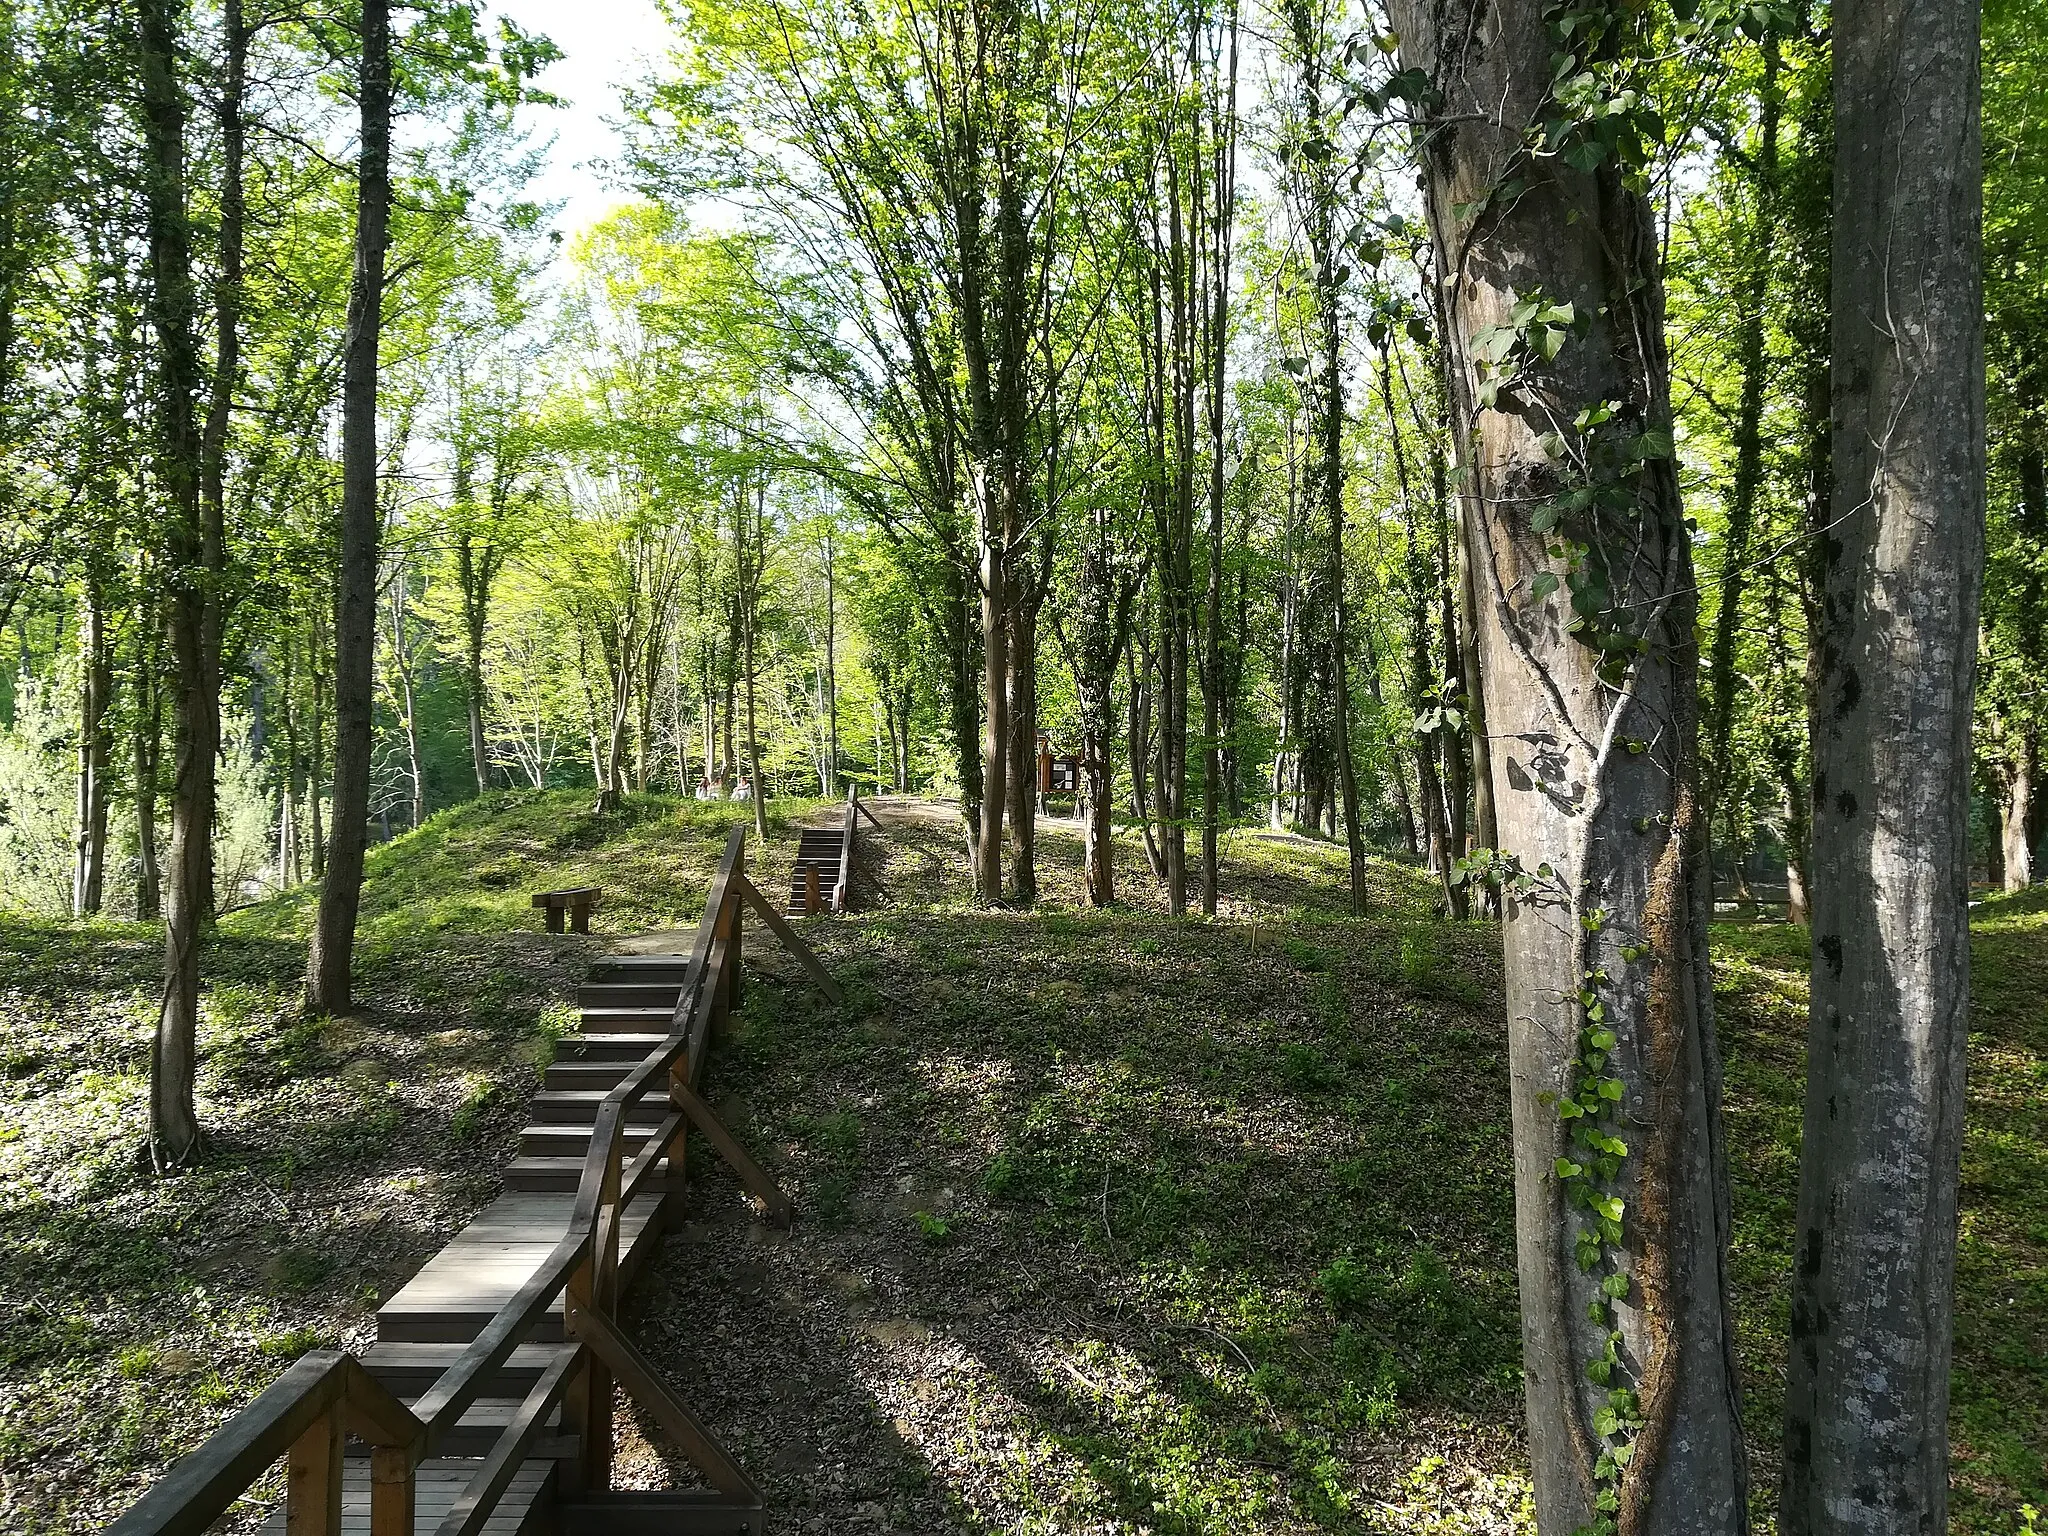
[111,823,838,1536]
[833,783,882,914]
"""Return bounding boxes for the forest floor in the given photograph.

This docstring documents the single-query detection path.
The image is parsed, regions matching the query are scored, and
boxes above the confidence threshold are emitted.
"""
[1,790,2041,1534]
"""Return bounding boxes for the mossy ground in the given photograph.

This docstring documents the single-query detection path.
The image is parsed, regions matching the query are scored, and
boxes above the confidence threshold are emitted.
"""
[3,792,2041,1533]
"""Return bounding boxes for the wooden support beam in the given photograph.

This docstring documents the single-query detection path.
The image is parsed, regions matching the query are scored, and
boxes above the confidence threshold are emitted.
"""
[733,875,843,1004]
[436,1346,580,1536]
[568,1306,760,1503]
[369,1447,414,1536]
[672,1078,794,1227]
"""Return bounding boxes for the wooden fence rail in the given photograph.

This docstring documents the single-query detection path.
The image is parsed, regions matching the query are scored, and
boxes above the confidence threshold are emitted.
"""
[109,821,842,1536]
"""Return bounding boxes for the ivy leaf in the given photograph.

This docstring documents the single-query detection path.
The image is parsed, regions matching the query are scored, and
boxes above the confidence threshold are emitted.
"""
[1556,1157,1584,1180]
[1602,1271,1631,1299]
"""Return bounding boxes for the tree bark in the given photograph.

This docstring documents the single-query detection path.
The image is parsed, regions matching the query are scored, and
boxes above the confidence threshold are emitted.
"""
[133,609,163,922]
[306,0,391,1016]
[1782,0,1984,1522]
[140,0,214,1166]
[2000,736,2033,891]
[1392,0,1748,1521]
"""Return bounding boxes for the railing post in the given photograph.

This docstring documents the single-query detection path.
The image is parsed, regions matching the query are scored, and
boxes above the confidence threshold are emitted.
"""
[369,1444,414,1536]
[804,863,820,915]
[726,879,743,1009]
[285,1408,343,1536]
[664,1050,691,1224]
[562,1251,612,1495]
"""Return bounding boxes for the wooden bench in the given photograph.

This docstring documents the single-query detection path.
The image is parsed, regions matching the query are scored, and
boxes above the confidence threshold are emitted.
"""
[532,886,601,934]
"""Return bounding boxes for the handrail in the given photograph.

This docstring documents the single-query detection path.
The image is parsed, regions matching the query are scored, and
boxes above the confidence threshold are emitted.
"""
[110,817,826,1536]
[108,1352,422,1536]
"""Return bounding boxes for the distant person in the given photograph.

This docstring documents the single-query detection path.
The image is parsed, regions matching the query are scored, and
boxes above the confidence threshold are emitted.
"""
[731,776,752,802]
[694,776,714,800]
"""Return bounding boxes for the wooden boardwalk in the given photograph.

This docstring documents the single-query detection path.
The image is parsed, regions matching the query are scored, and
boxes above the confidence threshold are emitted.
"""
[283,955,696,1533]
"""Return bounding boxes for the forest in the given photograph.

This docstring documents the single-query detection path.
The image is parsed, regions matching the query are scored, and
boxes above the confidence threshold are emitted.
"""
[0,0,2035,1529]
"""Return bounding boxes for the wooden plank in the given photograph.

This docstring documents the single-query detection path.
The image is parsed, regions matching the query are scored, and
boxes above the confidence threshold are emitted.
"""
[286,1412,343,1536]
[260,1461,552,1536]
[670,1080,791,1226]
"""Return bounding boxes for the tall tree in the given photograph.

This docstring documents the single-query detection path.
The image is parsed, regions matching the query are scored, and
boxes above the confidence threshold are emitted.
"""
[1389,0,1749,1523]
[1780,0,1985,1522]
[306,0,394,1015]
[139,0,214,1166]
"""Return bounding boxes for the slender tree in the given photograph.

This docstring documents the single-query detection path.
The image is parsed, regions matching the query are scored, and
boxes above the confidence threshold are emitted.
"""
[1781,0,1985,1522]
[307,0,394,1015]
[1390,0,1749,1521]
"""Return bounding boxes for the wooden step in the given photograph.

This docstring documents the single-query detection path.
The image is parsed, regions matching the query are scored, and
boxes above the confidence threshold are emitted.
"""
[588,954,692,977]
[519,1122,660,1158]
[556,1032,669,1062]
[260,1457,554,1536]
[577,1007,678,1033]
[530,1090,668,1126]
[575,982,681,1008]
[544,1059,634,1092]
[359,1341,573,1397]
[504,1156,596,1192]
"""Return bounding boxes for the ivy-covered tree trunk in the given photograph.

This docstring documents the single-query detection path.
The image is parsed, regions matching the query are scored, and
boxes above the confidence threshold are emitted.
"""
[1781,0,1984,1520]
[1391,0,1748,1525]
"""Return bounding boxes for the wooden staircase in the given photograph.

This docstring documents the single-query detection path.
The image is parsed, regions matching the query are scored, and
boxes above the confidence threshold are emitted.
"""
[257,956,696,1533]
[786,828,843,916]
[117,824,857,1536]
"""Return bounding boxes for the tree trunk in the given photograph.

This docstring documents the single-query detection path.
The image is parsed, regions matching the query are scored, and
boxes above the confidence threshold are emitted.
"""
[459,534,493,794]
[140,0,215,1166]
[73,575,112,916]
[2003,733,2036,890]
[388,569,425,830]
[134,621,163,922]
[306,0,391,1016]
[1705,41,1782,833]
[1392,0,1748,1520]
[975,494,1010,903]
[1006,584,1040,903]
[309,639,327,880]
[1782,0,1984,1521]
[1459,510,1500,916]
[1128,635,1164,878]
[823,530,839,794]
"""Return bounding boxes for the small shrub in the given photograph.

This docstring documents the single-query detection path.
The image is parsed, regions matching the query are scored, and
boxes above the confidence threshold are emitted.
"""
[451,1078,500,1142]
[1318,1256,1377,1313]
[1280,1041,1334,1092]
[911,1210,954,1244]
[257,1326,334,1360]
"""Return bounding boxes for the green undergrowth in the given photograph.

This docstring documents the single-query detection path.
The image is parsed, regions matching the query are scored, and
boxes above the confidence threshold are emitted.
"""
[7,795,2042,1533]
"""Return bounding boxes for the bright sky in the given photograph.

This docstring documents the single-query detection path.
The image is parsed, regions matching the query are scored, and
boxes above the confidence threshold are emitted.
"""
[487,0,679,245]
